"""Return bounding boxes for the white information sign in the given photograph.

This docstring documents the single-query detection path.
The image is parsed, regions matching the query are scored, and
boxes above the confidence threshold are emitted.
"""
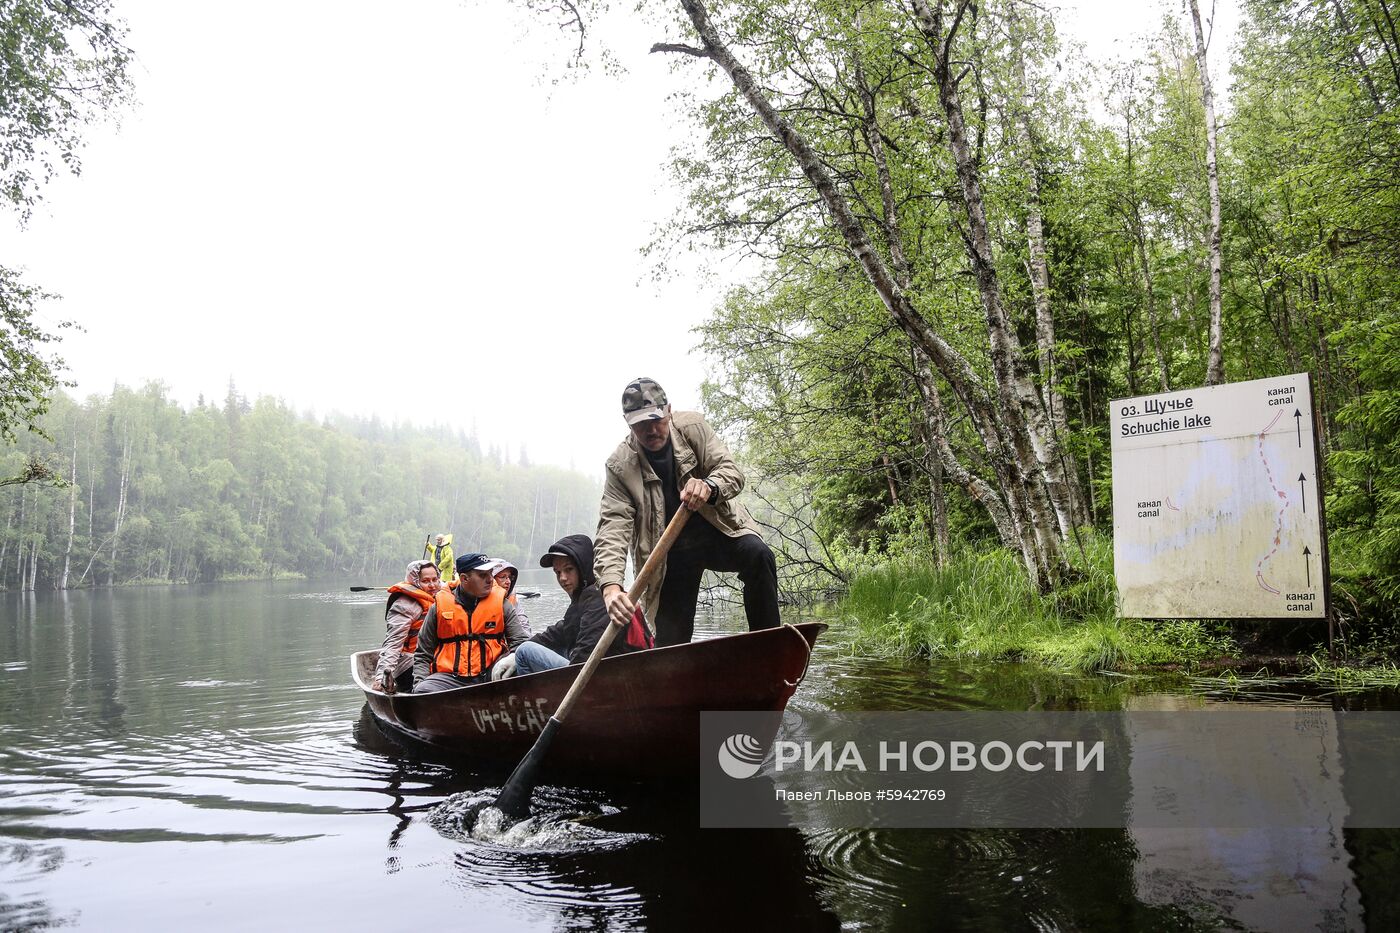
[1111,373,1325,619]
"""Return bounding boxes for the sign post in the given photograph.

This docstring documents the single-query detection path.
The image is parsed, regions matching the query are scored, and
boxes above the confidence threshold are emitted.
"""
[1110,373,1328,625]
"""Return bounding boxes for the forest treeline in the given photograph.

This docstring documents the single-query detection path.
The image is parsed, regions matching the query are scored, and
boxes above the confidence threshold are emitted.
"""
[0,383,601,589]
[639,0,1400,610]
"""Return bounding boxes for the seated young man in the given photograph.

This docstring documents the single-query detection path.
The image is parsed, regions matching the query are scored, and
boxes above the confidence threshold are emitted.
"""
[491,534,649,679]
[413,552,529,692]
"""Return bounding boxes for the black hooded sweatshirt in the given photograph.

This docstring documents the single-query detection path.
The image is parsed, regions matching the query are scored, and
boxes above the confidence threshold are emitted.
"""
[528,534,638,664]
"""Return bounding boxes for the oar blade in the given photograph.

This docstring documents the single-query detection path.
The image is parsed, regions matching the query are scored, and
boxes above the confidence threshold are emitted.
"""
[493,717,561,819]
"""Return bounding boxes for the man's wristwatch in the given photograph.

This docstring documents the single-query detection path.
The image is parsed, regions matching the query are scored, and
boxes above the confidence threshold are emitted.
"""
[703,478,720,502]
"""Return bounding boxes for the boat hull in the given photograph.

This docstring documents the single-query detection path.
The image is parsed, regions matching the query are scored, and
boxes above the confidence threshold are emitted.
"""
[352,622,825,777]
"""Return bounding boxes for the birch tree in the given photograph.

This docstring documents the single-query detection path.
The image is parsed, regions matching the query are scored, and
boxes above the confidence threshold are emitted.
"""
[1186,0,1226,385]
[653,0,1075,586]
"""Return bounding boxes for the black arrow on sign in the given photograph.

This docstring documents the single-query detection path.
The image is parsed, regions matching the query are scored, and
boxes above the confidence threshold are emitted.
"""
[1298,473,1307,513]
[1304,546,1312,588]
[1294,409,1302,447]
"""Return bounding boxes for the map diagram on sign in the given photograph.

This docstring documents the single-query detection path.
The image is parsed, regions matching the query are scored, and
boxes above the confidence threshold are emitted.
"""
[1110,373,1325,620]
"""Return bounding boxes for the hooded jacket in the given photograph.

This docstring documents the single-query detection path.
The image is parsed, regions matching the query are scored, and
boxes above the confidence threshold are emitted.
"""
[528,534,640,664]
[431,534,456,585]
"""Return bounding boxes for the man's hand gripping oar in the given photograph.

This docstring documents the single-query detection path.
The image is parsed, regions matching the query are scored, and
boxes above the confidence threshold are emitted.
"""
[490,506,692,821]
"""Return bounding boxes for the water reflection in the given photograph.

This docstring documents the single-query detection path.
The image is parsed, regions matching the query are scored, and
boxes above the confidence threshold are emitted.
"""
[1,579,1398,929]
[433,792,842,931]
[86,592,127,736]
[0,841,72,931]
[1122,696,1360,930]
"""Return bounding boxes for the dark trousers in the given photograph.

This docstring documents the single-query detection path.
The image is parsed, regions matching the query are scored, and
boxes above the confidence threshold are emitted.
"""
[412,670,489,693]
[654,519,780,646]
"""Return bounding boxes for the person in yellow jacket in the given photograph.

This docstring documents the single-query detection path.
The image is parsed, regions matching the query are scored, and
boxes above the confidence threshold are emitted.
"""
[429,533,456,585]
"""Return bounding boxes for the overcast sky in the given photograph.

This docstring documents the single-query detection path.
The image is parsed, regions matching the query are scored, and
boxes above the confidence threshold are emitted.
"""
[0,0,1238,475]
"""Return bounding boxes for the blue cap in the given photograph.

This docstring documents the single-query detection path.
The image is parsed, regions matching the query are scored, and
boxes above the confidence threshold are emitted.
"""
[455,552,492,574]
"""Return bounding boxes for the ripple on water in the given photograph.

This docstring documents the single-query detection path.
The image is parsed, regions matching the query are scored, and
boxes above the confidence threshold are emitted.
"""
[286,591,382,606]
[804,826,1058,924]
[0,717,454,850]
[427,788,650,911]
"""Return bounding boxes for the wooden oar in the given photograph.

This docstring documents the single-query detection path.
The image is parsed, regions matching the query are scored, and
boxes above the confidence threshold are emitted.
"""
[492,506,692,820]
[349,586,387,592]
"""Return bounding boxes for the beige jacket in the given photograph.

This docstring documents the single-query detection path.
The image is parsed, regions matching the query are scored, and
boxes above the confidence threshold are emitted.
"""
[595,410,759,620]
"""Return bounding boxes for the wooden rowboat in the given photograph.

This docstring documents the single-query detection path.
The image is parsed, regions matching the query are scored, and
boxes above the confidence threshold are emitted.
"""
[352,622,826,778]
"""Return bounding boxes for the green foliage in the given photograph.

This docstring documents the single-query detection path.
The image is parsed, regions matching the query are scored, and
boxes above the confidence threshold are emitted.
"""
[1330,313,1400,600]
[0,0,132,217]
[0,0,130,450]
[0,383,601,588]
[674,0,1400,618]
[839,536,1237,672]
[1302,656,1400,692]
[0,268,73,443]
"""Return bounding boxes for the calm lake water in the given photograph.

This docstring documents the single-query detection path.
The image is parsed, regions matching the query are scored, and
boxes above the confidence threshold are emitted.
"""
[2,574,1398,931]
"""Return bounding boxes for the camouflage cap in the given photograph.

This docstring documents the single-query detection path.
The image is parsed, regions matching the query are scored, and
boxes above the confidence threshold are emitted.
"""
[622,377,669,425]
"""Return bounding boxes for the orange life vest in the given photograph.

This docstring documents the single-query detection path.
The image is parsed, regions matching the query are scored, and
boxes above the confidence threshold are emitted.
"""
[385,583,435,654]
[431,586,507,678]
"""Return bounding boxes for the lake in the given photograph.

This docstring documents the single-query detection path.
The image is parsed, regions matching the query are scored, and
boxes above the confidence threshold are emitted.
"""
[2,574,1396,930]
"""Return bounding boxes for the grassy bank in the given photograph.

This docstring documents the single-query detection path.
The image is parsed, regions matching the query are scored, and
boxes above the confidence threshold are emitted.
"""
[839,539,1238,673]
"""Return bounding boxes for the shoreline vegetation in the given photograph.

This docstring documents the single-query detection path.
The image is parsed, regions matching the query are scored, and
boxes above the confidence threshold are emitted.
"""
[835,537,1400,684]
[0,384,602,590]
[9,530,1398,689]
[3,2,1399,695]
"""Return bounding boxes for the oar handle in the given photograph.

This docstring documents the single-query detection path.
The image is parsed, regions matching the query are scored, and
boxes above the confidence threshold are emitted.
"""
[626,508,692,604]
[550,507,692,725]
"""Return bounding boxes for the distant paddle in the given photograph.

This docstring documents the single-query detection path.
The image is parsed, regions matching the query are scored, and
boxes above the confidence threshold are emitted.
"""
[349,586,386,592]
[492,507,692,821]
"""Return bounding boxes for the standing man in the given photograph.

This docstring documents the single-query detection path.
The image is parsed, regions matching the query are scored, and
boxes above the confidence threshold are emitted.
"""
[595,377,780,646]
[430,533,456,586]
[412,552,528,692]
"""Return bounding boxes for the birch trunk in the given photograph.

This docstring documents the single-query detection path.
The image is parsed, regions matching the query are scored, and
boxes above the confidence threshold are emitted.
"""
[1121,100,1170,392]
[912,353,959,565]
[1188,0,1226,385]
[0,495,12,587]
[525,484,541,565]
[17,485,28,590]
[908,0,1068,572]
[28,513,39,592]
[667,0,1066,586]
[1008,1,1090,529]
[854,49,912,516]
[61,432,77,590]
[109,429,131,586]
[861,9,1039,571]
[1134,207,1170,392]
